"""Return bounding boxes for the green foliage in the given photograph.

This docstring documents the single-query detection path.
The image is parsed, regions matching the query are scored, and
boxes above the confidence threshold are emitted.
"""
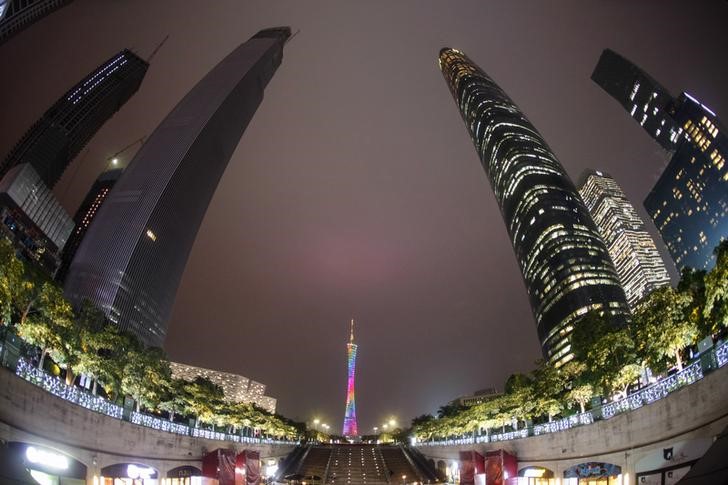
[121,347,172,412]
[633,286,697,372]
[0,238,24,325]
[704,241,728,331]
[570,311,637,395]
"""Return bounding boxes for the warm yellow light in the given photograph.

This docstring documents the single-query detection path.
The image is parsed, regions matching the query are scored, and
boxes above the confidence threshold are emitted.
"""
[111,158,119,165]
[146,229,157,241]
[388,419,396,426]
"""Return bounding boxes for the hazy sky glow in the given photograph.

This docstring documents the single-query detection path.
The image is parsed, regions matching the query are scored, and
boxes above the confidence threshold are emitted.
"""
[1,1,726,431]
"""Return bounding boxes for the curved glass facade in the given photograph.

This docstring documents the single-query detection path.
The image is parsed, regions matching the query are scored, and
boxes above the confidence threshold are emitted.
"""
[438,48,629,364]
[64,28,291,347]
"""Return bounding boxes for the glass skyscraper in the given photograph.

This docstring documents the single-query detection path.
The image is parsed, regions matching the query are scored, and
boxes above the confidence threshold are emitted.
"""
[439,48,629,365]
[0,0,73,45]
[0,49,148,188]
[579,170,670,309]
[55,168,123,284]
[593,49,727,270]
[64,28,292,347]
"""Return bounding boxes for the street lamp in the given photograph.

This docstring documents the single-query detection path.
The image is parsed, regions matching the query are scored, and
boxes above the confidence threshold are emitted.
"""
[373,426,379,433]
[389,419,396,427]
[401,474,406,484]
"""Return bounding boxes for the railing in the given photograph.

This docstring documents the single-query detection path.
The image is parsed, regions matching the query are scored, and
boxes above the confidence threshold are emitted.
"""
[415,341,727,447]
[16,359,123,419]
[13,358,296,445]
[602,361,703,419]
[533,411,594,436]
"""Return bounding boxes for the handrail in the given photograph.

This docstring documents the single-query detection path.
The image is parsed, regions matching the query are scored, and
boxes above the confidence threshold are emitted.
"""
[13,358,297,446]
[415,341,727,447]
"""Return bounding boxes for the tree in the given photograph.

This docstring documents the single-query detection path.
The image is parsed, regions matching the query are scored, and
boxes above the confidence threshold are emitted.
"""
[16,282,76,377]
[678,267,708,338]
[158,378,190,422]
[634,286,697,372]
[179,377,225,426]
[0,238,24,325]
[567,383,595,414]
[704,241,728,332]
[121,347,172,412]
[570,311,638,395]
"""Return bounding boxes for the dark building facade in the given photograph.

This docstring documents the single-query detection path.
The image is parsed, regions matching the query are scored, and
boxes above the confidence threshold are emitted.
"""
[55,168,122,284]
[0,163,74,273]
[439,48,629,364]
[64,28,291,347]
[0,49,148,188]
[0,0,73,45]
[593,49,727,270]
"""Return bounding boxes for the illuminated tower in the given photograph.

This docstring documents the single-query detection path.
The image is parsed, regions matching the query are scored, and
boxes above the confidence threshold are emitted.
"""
[438,48,629,365]
[342,319,359,437]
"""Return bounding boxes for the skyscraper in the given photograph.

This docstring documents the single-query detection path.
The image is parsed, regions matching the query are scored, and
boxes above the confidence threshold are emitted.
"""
[578,170,671,309]
[342,319,358,437]
[0,0,73,45]
[439,48,629,365]
[55,168,123,284]
[593,49,728,270]
[0,49,148,188]
[64,27,292,347]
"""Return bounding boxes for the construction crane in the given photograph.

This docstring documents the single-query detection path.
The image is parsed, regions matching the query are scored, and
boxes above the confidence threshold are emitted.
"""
[106,136,146,168]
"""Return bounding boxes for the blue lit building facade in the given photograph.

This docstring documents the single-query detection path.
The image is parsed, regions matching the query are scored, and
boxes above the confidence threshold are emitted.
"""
[593,49,727,270]
[0,49,148,188]
[439,48,629,365]
[64,28,291,347]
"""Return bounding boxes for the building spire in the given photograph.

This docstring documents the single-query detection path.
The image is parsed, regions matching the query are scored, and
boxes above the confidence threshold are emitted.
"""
[350,318,355,343]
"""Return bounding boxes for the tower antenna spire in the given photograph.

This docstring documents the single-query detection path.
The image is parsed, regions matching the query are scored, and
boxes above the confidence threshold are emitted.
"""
[350,318,355,343]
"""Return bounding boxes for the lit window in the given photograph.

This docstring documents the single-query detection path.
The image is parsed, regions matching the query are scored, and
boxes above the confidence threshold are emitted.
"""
[146,229,157,241]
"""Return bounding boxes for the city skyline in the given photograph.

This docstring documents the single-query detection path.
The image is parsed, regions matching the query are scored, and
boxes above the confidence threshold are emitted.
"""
[0,1,726,428]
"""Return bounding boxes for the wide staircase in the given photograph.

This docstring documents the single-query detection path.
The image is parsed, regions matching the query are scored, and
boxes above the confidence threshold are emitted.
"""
[380,445,420,483]
[279,444,439,484]
[326,445,389,485]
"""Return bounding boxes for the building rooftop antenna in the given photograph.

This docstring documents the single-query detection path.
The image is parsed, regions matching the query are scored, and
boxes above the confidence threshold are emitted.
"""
[285,28,300,45]
[147,35,170,63]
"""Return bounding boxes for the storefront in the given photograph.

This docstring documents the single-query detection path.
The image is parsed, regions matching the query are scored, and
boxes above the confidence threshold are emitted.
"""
[563,462,624,485]
[100,463,159,485]
[516,466,555,485]
[163,466,203,485]
[5,442,86,485]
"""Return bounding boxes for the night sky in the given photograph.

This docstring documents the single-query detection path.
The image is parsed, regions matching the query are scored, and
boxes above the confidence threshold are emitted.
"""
[1,1,727,432]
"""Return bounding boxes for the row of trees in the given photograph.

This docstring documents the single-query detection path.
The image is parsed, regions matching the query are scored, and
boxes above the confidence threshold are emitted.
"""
[0,238,302,440]
[411,242,728,441]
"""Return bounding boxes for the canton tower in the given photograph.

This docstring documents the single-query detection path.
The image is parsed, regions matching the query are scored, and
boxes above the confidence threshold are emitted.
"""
[342,319,359,437]
[438,48,629,365]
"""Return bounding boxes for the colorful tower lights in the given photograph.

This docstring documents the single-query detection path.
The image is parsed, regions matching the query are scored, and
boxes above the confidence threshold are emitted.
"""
[342,319,359,437]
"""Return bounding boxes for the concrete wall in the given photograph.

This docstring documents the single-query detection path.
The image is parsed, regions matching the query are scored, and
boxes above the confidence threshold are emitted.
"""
[418,366,728,480]
[0,368,295,482]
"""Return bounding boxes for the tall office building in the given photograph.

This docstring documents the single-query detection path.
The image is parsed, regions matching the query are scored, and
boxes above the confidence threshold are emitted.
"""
[0,49,148,188]
[55,168,123,283]
[0,0,73,45]
[0,163,74,272]
[64,28,292,347]
[579,170,670,309]
[593,49,728,270]
[439,48,629,365]
[342,320,359,437]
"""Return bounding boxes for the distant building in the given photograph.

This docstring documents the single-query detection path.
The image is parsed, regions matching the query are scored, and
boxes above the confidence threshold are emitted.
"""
[451,387,502,407]
[592,49,727,270]
[0,164,73,272]
[169,361,276,413]
[579,170,671,309]
[64,28,291,347]
[0,49,148,188]
[55,169,122,283]
[0,0,73,45]
[438,48,629,366]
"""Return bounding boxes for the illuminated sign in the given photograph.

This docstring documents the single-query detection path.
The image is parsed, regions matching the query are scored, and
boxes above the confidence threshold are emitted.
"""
[25,446,69,470]
[127,464,155,479]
